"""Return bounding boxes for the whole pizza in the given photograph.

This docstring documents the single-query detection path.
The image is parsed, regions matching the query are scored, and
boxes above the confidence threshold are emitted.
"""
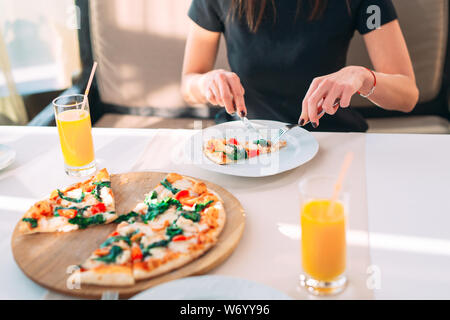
[18,170,226,287]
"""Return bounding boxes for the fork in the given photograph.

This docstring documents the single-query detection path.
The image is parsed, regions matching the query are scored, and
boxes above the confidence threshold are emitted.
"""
[272,99,340,144]
[240,114,259,133]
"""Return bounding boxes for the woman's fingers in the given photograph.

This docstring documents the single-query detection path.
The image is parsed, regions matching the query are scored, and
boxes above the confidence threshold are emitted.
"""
[227,73,247,116]
[339,85,354,108]
[322,86,342,116]
[206,88,218,106]
[307,80,330,126]
[299,77,322,125]
[210,81,222,105]
[202,70,247,114]
[216,74,235,114]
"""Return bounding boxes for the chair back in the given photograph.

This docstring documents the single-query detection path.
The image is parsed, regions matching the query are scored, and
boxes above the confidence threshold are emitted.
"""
[347,0,449,107]
[89,0,449,111]
[89,0,229,110]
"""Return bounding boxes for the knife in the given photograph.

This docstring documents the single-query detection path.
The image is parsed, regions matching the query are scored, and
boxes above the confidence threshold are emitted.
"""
[239,114,258,133]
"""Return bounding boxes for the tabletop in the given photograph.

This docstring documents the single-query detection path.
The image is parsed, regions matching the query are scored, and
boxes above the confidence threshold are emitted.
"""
[0,126,449,300]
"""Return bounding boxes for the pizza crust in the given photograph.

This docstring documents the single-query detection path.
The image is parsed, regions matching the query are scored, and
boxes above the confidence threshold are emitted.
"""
[68,265,135,287]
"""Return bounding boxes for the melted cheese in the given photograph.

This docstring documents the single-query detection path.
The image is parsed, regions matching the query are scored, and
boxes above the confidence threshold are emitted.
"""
[39,216,78,232]
[149,247,167,259]
[66,188,83,199]
[168,237,198,253]
[141,234,166,248]
[153,207,178,225]
[100,187,113,206]
[176,216,198,234]
[134,202,147,214]
[59,188,87,208]
[172,179,193,192]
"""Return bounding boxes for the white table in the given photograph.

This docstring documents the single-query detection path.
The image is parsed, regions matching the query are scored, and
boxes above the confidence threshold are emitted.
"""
[0,126,449,300]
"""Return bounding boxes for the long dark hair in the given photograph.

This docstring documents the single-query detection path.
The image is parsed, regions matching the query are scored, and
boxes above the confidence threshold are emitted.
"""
[229,0,351,33]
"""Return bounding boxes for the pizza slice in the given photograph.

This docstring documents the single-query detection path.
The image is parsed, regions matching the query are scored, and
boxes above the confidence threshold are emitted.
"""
[19,168,117,234]
[203,137,286,165]
[67,225,135,286]
[131,174,225,280]
[245,138,287,156]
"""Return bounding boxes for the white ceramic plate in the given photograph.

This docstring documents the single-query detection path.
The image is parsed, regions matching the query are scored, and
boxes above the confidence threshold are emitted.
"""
[0,144,16,170]
[131,275,292,300]
[185,120,319,177]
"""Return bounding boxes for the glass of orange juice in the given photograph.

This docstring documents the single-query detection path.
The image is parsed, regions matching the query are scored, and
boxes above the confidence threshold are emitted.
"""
[53,94,96,177]
[298,176,349,296]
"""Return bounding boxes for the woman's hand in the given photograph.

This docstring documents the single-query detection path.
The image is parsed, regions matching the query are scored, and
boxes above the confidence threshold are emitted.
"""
[299,66,373,127]
[199,69,247,116]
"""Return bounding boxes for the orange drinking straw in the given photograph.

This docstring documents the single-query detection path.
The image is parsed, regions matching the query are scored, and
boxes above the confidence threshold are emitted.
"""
[83,61,98,106]
[327,152,354,217]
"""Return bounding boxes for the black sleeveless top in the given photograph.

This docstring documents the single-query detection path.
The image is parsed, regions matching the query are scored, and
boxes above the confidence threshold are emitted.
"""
[188,0,397,132]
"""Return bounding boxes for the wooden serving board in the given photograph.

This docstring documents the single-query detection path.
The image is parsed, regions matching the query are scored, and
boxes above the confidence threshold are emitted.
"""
[11,172,245,299]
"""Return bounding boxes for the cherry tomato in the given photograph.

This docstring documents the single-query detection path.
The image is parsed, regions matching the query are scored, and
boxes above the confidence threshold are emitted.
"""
[228,138,239,145]
[131,246,143,261]
[172,235,187,242]
[84,185,95,193]
[57,208,78,219]
[91,203,107,214]
[172,235,195,242]
[248,149,260,158]
[176,190,190,201]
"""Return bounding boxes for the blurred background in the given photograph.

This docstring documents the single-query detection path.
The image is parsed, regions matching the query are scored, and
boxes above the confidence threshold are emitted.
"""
[0,0,449,133]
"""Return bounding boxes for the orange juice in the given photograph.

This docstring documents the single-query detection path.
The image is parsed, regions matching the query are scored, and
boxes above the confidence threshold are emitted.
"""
[56,109,95,167]
[301,199,346,281]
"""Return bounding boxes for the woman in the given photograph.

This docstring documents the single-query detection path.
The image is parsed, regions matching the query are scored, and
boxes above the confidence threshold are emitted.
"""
[181,0,419,132]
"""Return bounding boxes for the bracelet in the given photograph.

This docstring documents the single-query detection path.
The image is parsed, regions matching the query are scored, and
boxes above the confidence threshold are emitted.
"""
[357,67,376,98]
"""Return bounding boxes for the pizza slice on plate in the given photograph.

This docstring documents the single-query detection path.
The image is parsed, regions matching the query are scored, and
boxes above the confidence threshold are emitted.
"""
[203,138,286,165]
[19,168,117,234]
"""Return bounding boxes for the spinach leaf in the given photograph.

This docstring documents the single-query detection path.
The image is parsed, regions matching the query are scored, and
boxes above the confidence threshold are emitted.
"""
[115,211,139,223]
[180,210,201,223]
[253,139,269,147]
[141,239,170,257]
[142,197,181,222]
[68,214,105,229]
[94,181,111,188]
[178,200,214,223]
[53,206,86,216]
[22,218,38,228]
[194,200,214,213]
[160,178,180,194]
[91,181,111,202]
[100,235,131,248]
[166,224,183,239]
[225,144,247,161]
[144,190,158,206]
[94,245,123,263]
[57,189,85,203]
